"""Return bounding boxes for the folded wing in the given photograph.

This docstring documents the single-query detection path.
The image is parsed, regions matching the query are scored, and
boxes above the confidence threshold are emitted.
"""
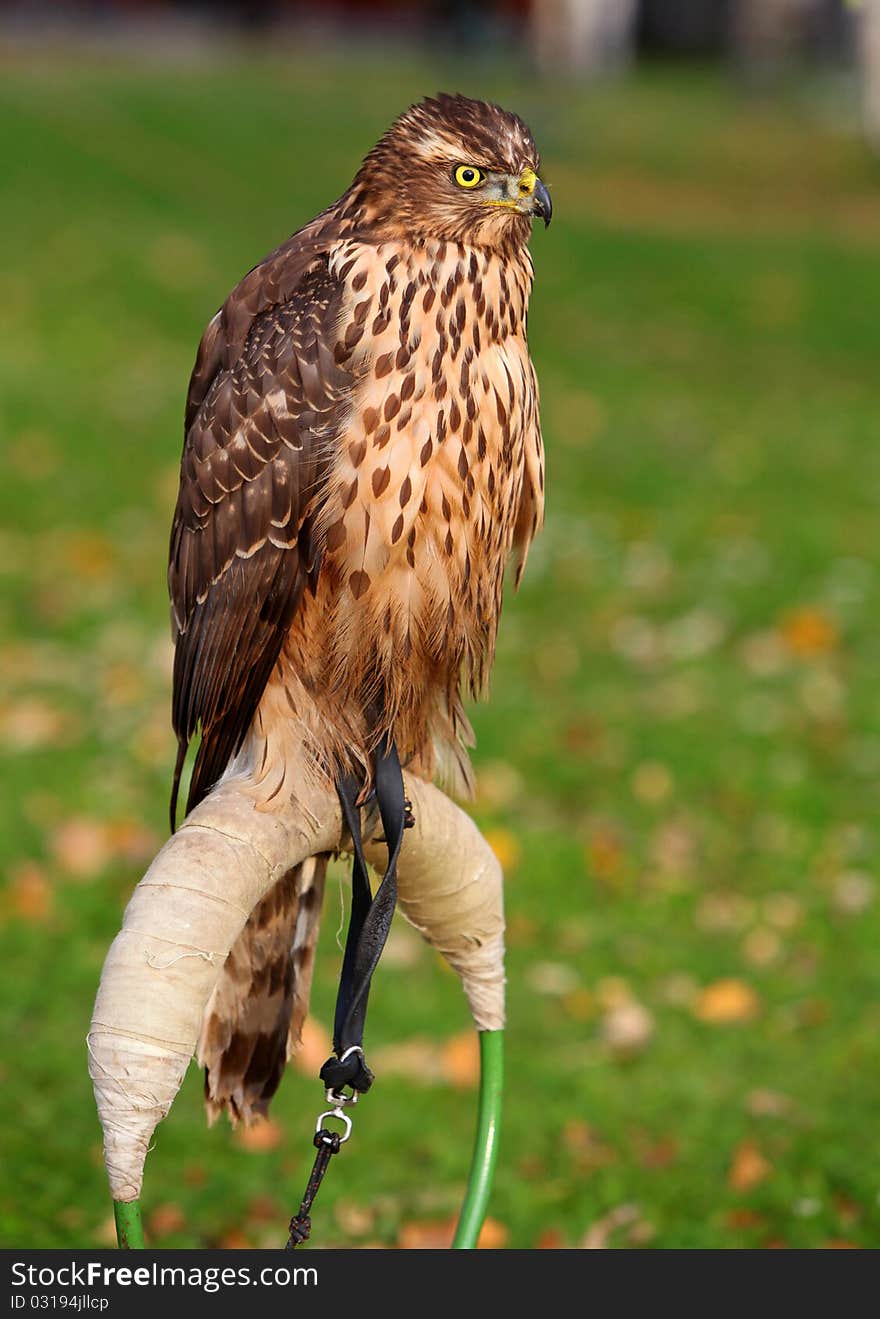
[168,244,354,826]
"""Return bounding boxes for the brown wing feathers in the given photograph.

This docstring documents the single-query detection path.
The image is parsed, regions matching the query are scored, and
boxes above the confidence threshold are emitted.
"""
[169,249,353,827]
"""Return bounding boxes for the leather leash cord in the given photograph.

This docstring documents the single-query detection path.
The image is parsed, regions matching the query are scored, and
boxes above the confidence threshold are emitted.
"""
[286,737,411,1249]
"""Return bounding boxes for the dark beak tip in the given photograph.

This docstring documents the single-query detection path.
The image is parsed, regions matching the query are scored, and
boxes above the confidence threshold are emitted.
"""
[533,179,553,229]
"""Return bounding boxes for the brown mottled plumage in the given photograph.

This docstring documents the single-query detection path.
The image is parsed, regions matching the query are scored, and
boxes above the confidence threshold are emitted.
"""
[170,94,549,1122]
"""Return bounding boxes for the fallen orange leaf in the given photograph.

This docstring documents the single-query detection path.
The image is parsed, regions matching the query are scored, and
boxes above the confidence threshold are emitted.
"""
[694,979,760,1024]
[639,1135,678,1169]
[105,818,160,865]
[398,1218,455,1249]
[216,1228,251,1249]
[397,1215,507,1249]
[535,1228,566,1249]
[9,862,53,922]
[147,1203,186,1239]
[586,826,625,884]
[477,1217,509,1248]
[484,828,521,873]
[50,817,112,879]
[234,1118,283,1153]
[291,1015,333,1076]
[728,1140,772,1193]
[562,1119,616,1173]
[563,1120,594,1154]
[779,607,838,658]
[246,1196,282,1224]
[441,1031,481,1088]
[833,1193,861,1226]
[724,1208,766,1231]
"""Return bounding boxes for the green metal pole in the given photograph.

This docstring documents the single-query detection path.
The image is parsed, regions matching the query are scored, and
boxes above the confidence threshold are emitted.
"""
[452,1029,504,1249]
[114,1199,145,1249]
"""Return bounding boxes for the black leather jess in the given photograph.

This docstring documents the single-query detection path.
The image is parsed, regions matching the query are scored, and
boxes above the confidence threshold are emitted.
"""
[286,738,410,1249]
[321,737,409,1096]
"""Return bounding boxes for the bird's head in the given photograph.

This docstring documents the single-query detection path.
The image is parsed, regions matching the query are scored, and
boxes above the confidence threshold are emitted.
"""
[349,93,551,249]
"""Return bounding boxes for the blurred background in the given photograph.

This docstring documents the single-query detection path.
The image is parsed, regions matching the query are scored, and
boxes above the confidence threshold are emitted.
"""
[2,0,880,1250]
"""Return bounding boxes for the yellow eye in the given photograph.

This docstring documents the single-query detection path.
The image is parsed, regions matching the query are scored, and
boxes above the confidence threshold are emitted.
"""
[454,165,484,189]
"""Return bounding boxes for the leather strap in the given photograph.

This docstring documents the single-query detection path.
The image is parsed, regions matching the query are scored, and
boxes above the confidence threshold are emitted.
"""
[320,738,408,1095]
[285,1127,343,1249]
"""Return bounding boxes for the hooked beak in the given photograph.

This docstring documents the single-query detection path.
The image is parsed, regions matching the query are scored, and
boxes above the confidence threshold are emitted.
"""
[532,177,552,228]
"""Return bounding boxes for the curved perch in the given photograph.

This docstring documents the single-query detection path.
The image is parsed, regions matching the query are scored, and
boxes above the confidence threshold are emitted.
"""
[89,771,505,1223]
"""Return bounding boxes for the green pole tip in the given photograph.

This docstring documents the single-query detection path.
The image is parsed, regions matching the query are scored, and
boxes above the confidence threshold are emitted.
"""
[452,1028,504,1249]
[114,1199,145,1250]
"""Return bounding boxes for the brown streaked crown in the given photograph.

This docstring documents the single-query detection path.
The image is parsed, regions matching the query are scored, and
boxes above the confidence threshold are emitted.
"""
[379,93,540,176]
[343,93,542,248]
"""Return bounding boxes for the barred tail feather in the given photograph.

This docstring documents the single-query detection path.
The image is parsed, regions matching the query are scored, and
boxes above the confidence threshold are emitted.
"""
[197,853,329,1125]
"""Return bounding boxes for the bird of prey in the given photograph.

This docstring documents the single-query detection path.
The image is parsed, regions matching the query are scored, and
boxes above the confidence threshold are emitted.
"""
[168,94,550,1123]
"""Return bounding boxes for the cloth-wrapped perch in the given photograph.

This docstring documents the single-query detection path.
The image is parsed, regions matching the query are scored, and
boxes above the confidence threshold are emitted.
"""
[88,773,505,1204]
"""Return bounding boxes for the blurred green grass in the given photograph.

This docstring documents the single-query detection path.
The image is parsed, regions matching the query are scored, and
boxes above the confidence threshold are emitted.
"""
[2,49,880,1249]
